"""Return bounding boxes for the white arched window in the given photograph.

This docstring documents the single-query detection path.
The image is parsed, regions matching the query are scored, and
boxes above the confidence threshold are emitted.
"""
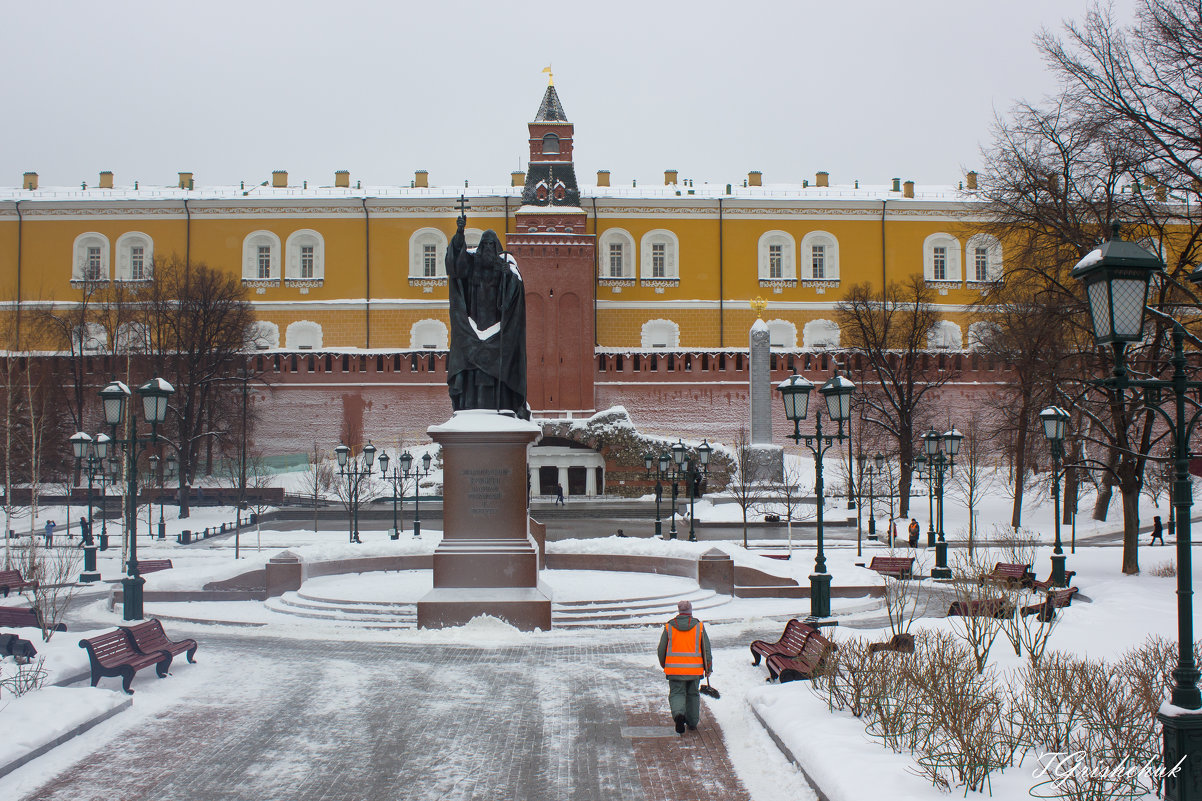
[410,228,449,278]
[767,319,798,348]
[410,319,448,350]
[967,321,999,350]
[800,231,840,281]
[115,322,150,353]
[463,228,484,250]
[924,233,962,282]
[73,323,107,353]
[285,230,325,280]
[243,231,282,281]
[115,232,153,281]
[249,321,279,350]
[640,319,680,349]
[802,319,840,348]
[598,228,635,279]
[285,321,322,350]
[640,230,679,280]
[965,234,1003,282]
[72,233,110,282]
[928,320,963,350]
[757,231,796,280]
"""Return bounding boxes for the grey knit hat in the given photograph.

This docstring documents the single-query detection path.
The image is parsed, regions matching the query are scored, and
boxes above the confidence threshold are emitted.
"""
[677,600,692,615]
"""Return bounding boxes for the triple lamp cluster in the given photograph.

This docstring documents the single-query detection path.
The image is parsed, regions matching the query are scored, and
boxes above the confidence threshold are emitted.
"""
[642,439,713,542]
[334,442,432,543]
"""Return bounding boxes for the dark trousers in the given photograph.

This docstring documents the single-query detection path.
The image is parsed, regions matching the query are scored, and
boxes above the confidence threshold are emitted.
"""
[667,678,701,727]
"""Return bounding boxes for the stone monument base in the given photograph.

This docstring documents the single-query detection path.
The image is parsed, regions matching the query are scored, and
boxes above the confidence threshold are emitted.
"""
[746,444,784,483]
[417,410,551,632]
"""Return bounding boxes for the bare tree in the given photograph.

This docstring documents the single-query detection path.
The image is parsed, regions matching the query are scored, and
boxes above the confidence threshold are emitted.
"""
[727,428,758,549]
[838,275,958,518]
[755,462,815,556]
[297,442,336,534]
[947,412,997,552]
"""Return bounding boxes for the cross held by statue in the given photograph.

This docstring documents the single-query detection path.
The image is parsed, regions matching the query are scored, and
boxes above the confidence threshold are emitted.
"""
[455,195,471,216]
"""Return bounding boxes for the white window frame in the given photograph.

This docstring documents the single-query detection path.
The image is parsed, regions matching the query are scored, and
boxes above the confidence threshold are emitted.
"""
[802,319,840,349]
[249,321,280,350]
[115,232,154,281]
[640,319,680,349]
[927,320,963,350]
[967,321,999,350]
[243,231,282,281]
[410,319,449,350]
[409,228,449,279]
[800,231,840,281]
[285,229,325,282]
[115,322,150,353]
[284,320,322,350]
[965,233,1003,282]
[598,228,635,279]
[639,230,679,280]
[923,233,962,282]
[767,319,798,349]
[757,231,796,281]
[72,232,110,282]
[73,322,107,353]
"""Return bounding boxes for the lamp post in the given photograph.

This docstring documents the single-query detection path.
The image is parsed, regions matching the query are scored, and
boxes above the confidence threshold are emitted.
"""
[69,431,106,583]
[913,452,932,547]
[1039,406,1071,587]
[1071,224,1202,799]
[777,371,855,619]
[401,451,433,538]
[686,440,713,543]
[100,455,118,551]
[644,451,671,538]
[99,376,174,621]
[667,439,687,540]
[148,454,161,539]
[922,426,960,580]
[377,451,402,539]
[334,441,376,544]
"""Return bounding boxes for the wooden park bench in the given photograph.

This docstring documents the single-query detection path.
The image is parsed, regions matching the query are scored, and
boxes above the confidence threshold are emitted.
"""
[750,618,816,667]
[119,619,198,667]
[78,629,171,694]
[981,562,1035,588]
[868,556,915,579]
[766,628,838,682]
[867,632,916,655]
[135,559,173,574]
[1021,587,1080,622]
[0,605,65,631]
[947,598,1015,619]
[1030,571,1077,591]
[0,569,38,598]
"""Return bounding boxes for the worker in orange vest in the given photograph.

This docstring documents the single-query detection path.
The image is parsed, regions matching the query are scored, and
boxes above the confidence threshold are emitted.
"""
[657,599,713,734]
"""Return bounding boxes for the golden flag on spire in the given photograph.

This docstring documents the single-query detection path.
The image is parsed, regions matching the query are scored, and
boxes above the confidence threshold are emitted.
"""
[542,65,554,85]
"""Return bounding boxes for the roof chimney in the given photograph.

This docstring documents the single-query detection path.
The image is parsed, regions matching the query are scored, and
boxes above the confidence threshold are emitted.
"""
[597,170,610,187]
[664,169,678,186]
[99,171,113,189]
[178,172,194,190]
[815,171,829,188]
[414,170,428,189]
[511,171,525,187]
[22,172,38,190]
[891,177,901,192]
[335,170,350,188]
[903,180,915,198]
[966,170,978,190]
[272,170,288,188]
[748,170,762,187]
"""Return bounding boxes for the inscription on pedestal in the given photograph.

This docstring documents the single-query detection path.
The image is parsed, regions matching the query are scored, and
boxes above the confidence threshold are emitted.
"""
[466,467,508,517]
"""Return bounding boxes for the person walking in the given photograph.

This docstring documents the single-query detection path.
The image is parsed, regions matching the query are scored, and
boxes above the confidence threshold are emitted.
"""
[907,518,920,549]
[44,519,56,547]
[1151,516,1165,546]
[657,599,713,734]
[555,483,565,506]
[78,516,93,547]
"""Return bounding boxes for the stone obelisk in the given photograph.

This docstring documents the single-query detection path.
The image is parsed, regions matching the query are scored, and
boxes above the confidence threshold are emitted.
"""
[748,314,784,482]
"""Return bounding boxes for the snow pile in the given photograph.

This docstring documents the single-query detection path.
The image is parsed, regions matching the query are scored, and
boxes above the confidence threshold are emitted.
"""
[0,687,128,769]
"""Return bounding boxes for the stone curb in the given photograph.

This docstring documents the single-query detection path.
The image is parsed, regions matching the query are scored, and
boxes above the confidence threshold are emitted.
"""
[0,696,132,780]
[750,703,832,801]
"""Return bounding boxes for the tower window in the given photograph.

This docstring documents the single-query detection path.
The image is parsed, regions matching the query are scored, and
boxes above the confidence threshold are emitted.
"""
[769,244,783,279]
[932,246,947,281]
[541,133,560,154]
[812,245,825,279]
[257,245,272,279]
[423,244,438,277]
[300,246,314,279]
[86,247,103,281]
[609,243,624,277]
[652,243,666,278]
[974,247,989,282]
[130,246,145,281]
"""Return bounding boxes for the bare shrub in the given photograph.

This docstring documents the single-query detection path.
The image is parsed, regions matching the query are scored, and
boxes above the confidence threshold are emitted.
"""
[947,549,1008,672]
[1015,591,1060,663]
[27,542,81,641]
[994,523,1039,569]
[1149,560,1176,577]
[881,549,927,638]
[812,636,883,718]
[0,657,48,698]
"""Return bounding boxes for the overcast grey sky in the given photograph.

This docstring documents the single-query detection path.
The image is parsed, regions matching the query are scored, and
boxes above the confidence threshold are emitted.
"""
[2,0,1135,191]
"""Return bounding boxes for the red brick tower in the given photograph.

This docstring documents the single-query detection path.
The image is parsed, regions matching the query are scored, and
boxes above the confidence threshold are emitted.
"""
[505,83,596,416]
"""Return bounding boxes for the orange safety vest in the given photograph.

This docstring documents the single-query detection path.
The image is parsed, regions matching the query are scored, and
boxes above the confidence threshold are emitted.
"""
[663,620,705,678]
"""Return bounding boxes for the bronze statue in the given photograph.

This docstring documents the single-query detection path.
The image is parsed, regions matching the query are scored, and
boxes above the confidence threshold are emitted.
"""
[445,199,529,418]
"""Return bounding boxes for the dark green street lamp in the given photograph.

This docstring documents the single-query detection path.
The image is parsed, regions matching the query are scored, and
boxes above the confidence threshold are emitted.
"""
[335,441,375,543]
[401,450,433,538]
[1072,225,1201,800]
[644,450,671,538]
[922,426,959,580]
[778,371,854,619]
[686,439,713,542]
[1039,405,1071,587]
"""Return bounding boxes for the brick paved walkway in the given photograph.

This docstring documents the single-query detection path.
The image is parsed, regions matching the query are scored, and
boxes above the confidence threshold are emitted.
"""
[21,633,752,801]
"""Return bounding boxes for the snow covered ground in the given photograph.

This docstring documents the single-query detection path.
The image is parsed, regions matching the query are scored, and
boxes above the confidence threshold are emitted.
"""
[0,463,1193,798]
